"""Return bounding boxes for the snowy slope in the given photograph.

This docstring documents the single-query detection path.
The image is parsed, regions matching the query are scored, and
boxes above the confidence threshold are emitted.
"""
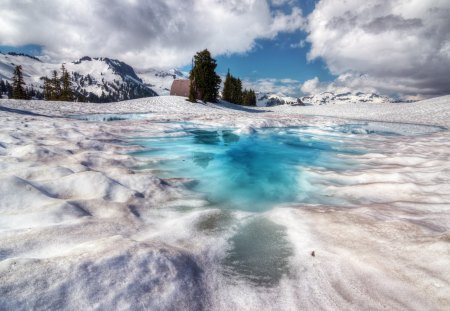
[300,91,393,105]
[257,92,300,107]
[0,53,55,88]
[255,91,395,107]
[0,53,157,101]
[137,68,188,96]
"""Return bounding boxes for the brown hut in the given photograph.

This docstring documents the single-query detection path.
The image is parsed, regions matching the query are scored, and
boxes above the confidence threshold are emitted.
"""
[170,79,191,97]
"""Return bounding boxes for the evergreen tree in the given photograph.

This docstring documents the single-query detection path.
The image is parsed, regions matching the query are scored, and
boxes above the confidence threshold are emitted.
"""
[12,65,28,99]
[250,90,257,106]
[5,81,13,98]
[189,49,221,102]
[241,89,257,106]
[222,70,247,105]
[60,65,74,101]
[242,89,249,105]
[0,79,5,96]
[233,78,242,104]
[222,69,232,102]
[42,76,52,100]
[50,70,61,100]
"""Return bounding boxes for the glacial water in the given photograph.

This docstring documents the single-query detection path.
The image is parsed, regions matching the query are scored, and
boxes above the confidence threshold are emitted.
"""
[67,112,153,122]
[127,121,446,296]
[131,126,362,212]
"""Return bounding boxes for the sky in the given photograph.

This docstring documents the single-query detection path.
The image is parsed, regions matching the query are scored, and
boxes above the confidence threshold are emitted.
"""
[1,0,449,99]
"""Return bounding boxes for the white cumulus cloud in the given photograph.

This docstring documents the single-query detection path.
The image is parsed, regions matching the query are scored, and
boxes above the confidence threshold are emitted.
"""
[306,0,450,98]
[0,0,304,68]
[244,77,301,96]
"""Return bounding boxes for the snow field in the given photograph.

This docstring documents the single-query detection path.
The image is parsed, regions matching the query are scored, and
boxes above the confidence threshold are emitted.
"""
[0,95,449,310]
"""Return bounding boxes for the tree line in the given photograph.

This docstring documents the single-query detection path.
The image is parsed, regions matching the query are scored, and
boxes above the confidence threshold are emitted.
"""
[2,50,258,106]
[222,70,256,106]
[188,49,257,106]
[0,64,157,103]
[0,65,76,101]
[41,65,75,101]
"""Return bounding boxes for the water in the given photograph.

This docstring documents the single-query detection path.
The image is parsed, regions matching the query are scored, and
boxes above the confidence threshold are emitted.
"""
[333,121,444,136]
[127,121,445,294]
[222,217,294,287]
[66,113,152,122]
[131,126,361,212]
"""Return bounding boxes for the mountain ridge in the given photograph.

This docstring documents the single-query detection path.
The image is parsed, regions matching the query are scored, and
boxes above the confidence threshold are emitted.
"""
[0,53,159,102]
[1,52,401,105]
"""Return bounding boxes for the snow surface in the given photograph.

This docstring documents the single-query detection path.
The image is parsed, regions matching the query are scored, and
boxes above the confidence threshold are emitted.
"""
[0,95,449,310]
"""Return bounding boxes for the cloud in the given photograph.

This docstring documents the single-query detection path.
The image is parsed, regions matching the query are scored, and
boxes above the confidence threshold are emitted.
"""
[306,0,450,97]
[0,0,304,69]
[244,77,301,96]
[300,73,441,101]
[290,40,305,49]
[270,0,295,7]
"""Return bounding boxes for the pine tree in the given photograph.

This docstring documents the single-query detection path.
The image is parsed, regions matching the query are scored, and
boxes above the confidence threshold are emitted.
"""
[222,69,232,102]
[0,79,5,96]
[188,81,197,102]
[189,49,221,103]
[241,89,257,106]
[250,90,257,106]
[12,65,28,99]
[222,70,247,105]
[50,70,61,100]
[42,76,52,100]
[5,81,13,98]
[60,65,74,101]
[242,89,249,105]
[233,78,242,104]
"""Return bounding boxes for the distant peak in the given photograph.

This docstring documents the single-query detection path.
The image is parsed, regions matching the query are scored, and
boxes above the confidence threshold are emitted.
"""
[2,52,42,62]
[73,56,93,64]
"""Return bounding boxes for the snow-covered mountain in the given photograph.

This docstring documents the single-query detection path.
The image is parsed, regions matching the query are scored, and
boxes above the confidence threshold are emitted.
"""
[1,52,398,105]
[300,91,393,105]
[137,68,188,96]
[255,91,396,107]
[256,93,300,107]
[0,52,158,102]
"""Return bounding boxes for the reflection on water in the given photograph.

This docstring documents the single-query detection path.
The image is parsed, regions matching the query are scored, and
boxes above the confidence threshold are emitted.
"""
[222,130,240,145]
[223,217,293,287]
[193,152,215,168]
[190,130,221,145]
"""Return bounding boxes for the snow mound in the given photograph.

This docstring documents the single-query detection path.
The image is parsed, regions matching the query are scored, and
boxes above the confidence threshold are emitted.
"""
[0,236,205,310]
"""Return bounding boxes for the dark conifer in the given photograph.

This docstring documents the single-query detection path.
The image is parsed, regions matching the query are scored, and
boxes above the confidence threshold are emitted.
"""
[0,79,5,95]
[50,70,60,100]
[5,81,13,98]
[12,65,28,99]
[222,69,232,102]
[233,78,242,104]
[189,49,221,103]
[41,76,52,100]
[60,65,74,101]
